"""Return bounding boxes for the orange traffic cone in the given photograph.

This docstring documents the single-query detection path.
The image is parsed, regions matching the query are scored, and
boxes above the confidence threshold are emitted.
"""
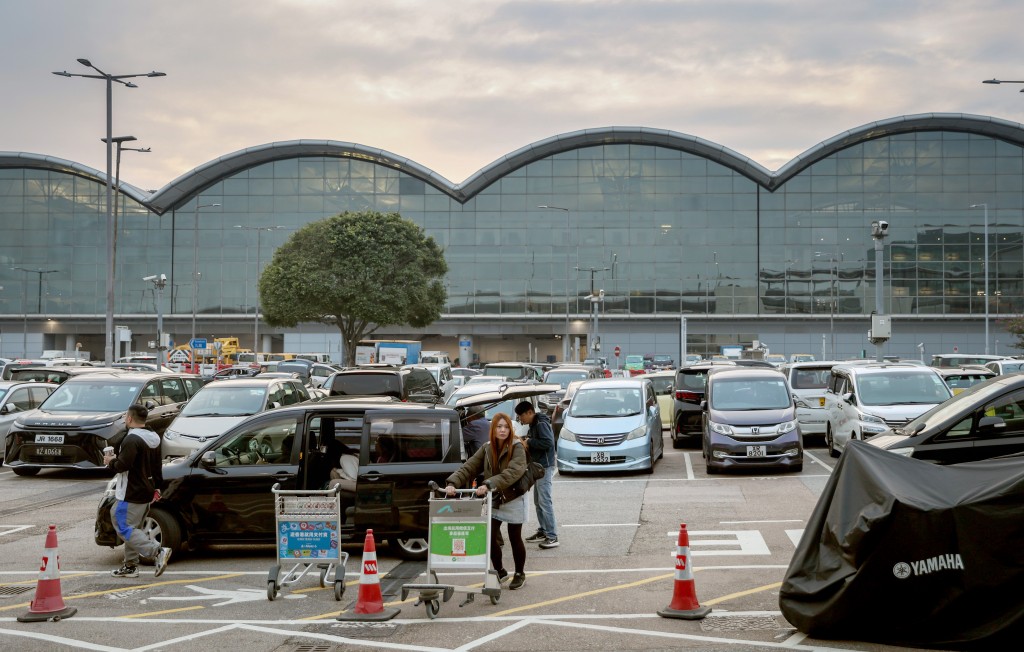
[657,523,711,620]
[337,529,400,621]
[18,525,77,622]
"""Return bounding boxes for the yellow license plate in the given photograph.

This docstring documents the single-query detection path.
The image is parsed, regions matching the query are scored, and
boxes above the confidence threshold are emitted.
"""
[819,397,825,407]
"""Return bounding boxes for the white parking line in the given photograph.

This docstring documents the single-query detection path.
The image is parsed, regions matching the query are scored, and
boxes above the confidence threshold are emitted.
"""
[719,520,803,524]
[683,451,695,480]
[0,525,33,537]
[803,450,832,473]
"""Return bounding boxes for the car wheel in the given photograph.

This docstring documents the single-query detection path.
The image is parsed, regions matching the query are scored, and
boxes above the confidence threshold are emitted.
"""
[144,508,183,553]
[791,463,804,473]
[12,466,41,477]
[390,537,428,560]
[826,425,839,458]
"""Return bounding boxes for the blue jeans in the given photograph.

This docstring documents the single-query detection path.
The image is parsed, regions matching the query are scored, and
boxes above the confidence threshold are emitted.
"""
[533,466,557,538]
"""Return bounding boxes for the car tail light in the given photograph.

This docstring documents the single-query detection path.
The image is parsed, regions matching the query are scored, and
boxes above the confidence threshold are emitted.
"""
[675,390,701,402]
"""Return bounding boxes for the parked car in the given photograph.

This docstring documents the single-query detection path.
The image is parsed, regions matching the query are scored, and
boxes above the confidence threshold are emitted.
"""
[256,371,327,399]
[211,366,259,381]
[0,381,57,445]
[623,355,646,376]
[985,359,1024,375]
[671,361,737,449]
[448,382,558,442]
[782,361,840,441]
[644,370,675,430]
[867,373,1024,464]
[551,379,588,437]
[556,378,664,474]
[481,362,543,382]
[162,377,313,458]
[324,366,442,403]
[450,367,481,388]
[935,365,996,395]
[7,365,123,385]
[702,367,802,473]
[651,355,674,370]
[410,363,455,399]
[789,354,816,363]
[464,375,512,386]
[765,354,787,367]
[682,354,703,366]
[824,363,953,458]
[3,372,204,475]
[541,365,603,414]
[930,354,1011,368]
[582,357,609,370]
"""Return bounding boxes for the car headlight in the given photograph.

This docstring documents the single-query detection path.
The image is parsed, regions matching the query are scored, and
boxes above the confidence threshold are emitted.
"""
[857,412,887,426]
[164,429,180,441]
[559,427,577,442]
[81,420,117,431]
[626,425,646,440]
[777,420,797,434]
[887,446,915,457]
[709,421,733,436]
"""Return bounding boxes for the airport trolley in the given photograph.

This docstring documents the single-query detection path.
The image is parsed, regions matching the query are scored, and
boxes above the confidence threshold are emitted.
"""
[267,483,348,601]
[400,481,503,619]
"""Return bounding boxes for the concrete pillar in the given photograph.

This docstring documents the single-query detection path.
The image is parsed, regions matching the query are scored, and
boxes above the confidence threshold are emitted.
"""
[458,335,473,367]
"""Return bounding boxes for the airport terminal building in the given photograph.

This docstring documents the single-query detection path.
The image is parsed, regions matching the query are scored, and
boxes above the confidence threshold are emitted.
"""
[1,113,1022,364]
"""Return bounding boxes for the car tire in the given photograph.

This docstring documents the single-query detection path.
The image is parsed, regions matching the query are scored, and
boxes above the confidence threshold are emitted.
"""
[791,463,804,473]
[826,425,839,458]
[12,466,41,477]
[390,537,428,561]
[146,508,183,553]
[672,434,684,449]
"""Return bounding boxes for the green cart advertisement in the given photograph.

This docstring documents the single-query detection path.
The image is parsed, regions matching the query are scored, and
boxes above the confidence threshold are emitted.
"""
[430,520,488,568]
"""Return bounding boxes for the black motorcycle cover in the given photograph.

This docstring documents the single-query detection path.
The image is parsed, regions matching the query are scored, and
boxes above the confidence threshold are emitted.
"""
[779,440,1024,648]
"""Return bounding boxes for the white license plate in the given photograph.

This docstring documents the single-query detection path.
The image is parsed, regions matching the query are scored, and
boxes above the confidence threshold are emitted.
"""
[590,451,611,463]
[36,447,62,456]
[746,446,767,457]
[36,435,64,444]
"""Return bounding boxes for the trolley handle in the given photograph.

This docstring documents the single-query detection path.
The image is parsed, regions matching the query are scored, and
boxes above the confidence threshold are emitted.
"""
[428,480,487,498]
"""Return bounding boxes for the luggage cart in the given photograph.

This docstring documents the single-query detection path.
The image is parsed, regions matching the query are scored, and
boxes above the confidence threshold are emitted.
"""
[401,481,503,619]
[267,483,348,601]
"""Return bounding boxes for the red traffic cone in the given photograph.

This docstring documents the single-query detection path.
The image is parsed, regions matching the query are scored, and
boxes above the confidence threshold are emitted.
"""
[18,525,77,622]
[337,529,400,621]
[657,523,711,620]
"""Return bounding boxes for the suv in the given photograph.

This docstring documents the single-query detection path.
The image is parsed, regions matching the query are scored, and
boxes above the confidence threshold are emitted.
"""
[651,355,674,370]
[3,372,204,476]
[823,363,952,458]
[930,354,1010,368]
[541,365,603,414]
[324,366,442,403]
[671,361,736,448]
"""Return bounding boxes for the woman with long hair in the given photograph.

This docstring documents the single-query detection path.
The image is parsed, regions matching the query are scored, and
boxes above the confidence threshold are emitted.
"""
[445,412,529,589]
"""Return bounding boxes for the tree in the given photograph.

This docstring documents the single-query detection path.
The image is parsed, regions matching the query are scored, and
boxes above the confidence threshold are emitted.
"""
[259,211,448,365]
[1000,316,1024,351]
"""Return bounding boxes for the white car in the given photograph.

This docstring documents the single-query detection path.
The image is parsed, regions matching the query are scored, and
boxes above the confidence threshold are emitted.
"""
[823,363,952,458]
[162,377,312,458]
[0,381,56,441]
[446,382,559,440]
[783,361,840,439]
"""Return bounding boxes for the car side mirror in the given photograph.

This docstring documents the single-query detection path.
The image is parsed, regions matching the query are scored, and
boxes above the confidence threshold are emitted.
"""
[269,401,281,409]
[200,451,217,468]
[700,400,708,411]
[0,404,10,415]
[144,399,159,410]
[978,415,1006,431]
[841,392,854,404]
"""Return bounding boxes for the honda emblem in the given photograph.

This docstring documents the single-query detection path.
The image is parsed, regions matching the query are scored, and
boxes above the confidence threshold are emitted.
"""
[750,426,760,435]
[597,437,605,445]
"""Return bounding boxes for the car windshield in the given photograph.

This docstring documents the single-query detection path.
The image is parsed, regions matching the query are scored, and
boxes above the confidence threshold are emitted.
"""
[544,370,590,388]
[903,379,1010,434]
[943,374,992,393]
[625,355,643,365]
[854,372,951,406]
[1000,362,1024,373]
[41,382,139,413]
[330,374,402,397]
[677,370,708,391]
[0,388,7,401]
[181,386,267,417]
[711,378,791,410]
[649,376,674,395]
[790,368,831,390]
[568,387,643,417]
[483,366,528,380]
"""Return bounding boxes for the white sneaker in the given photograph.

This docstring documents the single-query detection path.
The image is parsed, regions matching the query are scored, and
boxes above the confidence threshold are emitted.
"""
[154,547,172,578]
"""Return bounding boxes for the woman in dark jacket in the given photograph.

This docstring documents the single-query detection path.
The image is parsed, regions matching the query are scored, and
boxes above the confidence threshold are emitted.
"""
[445,412,529,589]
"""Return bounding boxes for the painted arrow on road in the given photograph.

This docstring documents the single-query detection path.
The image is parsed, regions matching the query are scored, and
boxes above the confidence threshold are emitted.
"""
[150,585,306,606]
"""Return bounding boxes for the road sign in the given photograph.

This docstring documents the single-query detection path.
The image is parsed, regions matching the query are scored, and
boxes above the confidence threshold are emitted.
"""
[614,346,621,357]
[189,338,207,350]
[168,349,191,363]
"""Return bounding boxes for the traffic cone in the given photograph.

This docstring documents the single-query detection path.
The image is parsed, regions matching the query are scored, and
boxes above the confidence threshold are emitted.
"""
[18,525,77,622]
[657,523,711,620]
[337,529,400,621]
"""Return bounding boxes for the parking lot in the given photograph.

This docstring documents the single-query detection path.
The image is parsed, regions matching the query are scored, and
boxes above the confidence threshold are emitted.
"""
[0,436,934,652]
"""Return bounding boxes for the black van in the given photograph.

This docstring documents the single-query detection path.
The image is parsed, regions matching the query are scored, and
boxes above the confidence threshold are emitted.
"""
[325,366,442,403]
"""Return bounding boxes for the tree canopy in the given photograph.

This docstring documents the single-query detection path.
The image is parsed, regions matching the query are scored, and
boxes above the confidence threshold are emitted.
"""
[999,316,1024,351]
[259,211,447,365]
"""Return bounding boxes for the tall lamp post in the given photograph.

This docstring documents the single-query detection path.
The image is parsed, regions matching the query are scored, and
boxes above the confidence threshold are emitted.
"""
[982,78,1024,90]
[576,266,610,357]
[234,225,285,353]
[11,267,58,358]
[144,274,167,367]
[191,203,221,342]
[538,205,573,361]
[53,59,166,367]
[970,203,990,354]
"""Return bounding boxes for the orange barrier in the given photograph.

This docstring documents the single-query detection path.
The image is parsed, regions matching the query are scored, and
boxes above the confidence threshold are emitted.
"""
[18,525,77,623]
[657,522,711,620]
[336,529,400,621]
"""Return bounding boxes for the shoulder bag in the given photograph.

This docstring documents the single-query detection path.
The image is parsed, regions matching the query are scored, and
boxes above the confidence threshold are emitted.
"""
[500,444,545,503]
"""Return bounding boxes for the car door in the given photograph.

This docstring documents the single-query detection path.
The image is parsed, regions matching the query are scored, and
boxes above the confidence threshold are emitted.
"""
[0,386,35,437]
[933,387,1024,463]
[149,377,188,434]
[355,409,459,535]
[185,412,302,539]
[644,382,662,458]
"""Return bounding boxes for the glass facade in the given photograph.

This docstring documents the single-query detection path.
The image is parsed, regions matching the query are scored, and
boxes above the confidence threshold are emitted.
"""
[2,119,1022,335]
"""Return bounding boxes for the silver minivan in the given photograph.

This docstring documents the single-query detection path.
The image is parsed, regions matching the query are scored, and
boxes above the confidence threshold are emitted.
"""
[556,378,664,474]
[782,361,840,440]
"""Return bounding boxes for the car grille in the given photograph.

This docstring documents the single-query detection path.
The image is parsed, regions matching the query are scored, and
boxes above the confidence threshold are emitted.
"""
[883,417,911,428]
[724,425,785,441]
[576,433,627,446]
[576,456,629,465]
[728,433,785,444]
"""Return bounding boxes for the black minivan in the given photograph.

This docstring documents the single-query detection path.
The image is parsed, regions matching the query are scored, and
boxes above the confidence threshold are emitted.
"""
[702,367,803,473]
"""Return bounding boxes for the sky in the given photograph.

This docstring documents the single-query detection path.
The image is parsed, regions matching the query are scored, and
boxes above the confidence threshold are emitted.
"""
[2,0,1024,193]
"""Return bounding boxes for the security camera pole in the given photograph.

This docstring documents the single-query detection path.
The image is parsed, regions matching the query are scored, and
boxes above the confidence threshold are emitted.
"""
[869,221,891,361]
[144,274,167,368]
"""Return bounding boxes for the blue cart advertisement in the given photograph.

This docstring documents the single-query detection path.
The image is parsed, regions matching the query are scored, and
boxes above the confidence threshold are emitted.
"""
[278,519,339,560]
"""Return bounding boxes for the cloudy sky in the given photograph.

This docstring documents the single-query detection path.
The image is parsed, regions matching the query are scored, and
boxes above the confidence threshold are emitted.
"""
[2,0,1023,192]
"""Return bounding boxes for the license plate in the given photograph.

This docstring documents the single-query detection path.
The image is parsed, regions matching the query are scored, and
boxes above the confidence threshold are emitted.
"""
[590,451,610,463]
[746,446,767,457]
[36,434,64,444]
[818,397,825,407]
[36,447,62,456]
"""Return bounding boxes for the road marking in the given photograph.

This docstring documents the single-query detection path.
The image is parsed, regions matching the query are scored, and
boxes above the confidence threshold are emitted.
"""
[558,475,831,483]
[0,526,33,537]
[786,529,804,547]
[150,584,303,606]
[122,605,205,618]
[719,519,803,524]
[704,581,783,606]
[561,523,638,528]
[782,631,808,647]
[683,451,695,480]
[452,620,531,652]
[666,530,771,556]
[489,572,674,617]
[803,450,832,472]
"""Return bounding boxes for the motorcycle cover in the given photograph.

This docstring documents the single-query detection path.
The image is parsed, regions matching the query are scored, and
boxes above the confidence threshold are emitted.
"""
[779,440,1024,649]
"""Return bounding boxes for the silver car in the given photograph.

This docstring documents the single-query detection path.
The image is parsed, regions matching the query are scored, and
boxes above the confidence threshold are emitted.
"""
[162,378,311,458]
[0,381,56,443]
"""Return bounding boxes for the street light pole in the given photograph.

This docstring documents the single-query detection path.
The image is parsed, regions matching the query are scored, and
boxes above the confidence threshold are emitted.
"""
[576,266,610,358]
[982,78,1024,90]
[53,59,166,367]
[538,205,571,361]
[234,225,285,353]
[11,267,58,358]
[191,203,221,343]
[971,203,990,354]
[144,274,167,367]
[815,251,843,359]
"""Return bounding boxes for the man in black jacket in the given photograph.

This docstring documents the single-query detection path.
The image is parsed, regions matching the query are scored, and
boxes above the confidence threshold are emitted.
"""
[103,404,172,578]
[515,401,559,549]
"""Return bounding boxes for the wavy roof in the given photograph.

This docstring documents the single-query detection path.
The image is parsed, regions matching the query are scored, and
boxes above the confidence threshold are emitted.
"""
[3,113,1023,215]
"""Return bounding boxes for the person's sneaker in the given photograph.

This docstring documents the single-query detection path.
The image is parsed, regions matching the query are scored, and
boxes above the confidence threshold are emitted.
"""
[539,536,560,549]
[496,569,510,583]
[525,530,546,543]
[509,572,527,590]
[154,547,172,578]
[111,564,138,578]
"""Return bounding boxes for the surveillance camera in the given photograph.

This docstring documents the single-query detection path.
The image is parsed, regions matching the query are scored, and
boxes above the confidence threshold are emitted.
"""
[871,220,890,239]
[878,220,889,232]
[159,274,167,282]
[142,275,157,282]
